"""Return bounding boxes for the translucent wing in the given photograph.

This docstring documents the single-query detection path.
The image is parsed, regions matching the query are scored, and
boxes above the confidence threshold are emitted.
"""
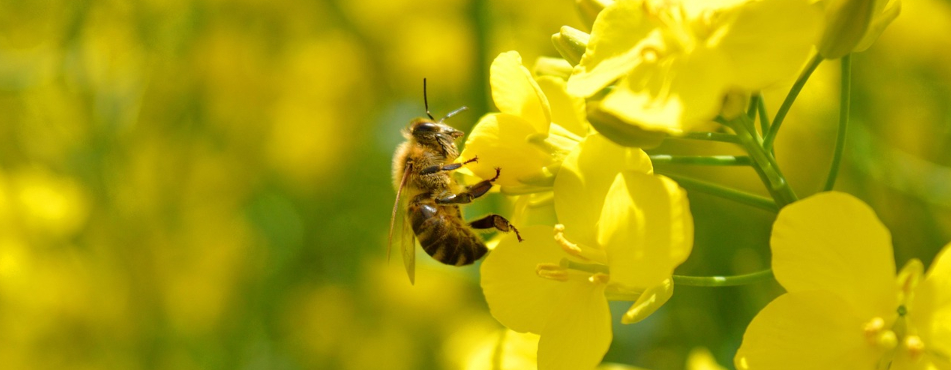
[401,208,416,285]
[388,164,416,284]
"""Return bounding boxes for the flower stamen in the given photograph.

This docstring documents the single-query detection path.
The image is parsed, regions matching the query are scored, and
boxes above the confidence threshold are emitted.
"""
[904,335,925,360]
[536,263,569,282]
[589,273,610,285]
[553,224,607,262]
[641,46,661,64]
[553,224,582,256]
[876,331,898,351]
[864,317,885,339]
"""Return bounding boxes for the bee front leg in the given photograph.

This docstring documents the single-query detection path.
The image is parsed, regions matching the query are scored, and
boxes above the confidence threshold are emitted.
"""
[469,214,523,242]
[419,156,479,175]
[434,167,500,205]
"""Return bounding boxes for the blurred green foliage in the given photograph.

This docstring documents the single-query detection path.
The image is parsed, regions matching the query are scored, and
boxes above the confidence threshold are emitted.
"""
[0,0,949,369]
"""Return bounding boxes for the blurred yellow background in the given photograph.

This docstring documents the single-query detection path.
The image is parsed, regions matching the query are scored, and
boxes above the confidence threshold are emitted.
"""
[0,0,949,369]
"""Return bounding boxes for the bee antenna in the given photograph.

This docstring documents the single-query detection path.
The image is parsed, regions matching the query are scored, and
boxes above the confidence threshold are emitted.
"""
[423,78,435,120]
[439,106,468,123]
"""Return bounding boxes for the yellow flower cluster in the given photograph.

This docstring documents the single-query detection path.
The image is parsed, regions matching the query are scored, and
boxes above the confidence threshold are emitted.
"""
[465,51,693,370]
[569,0,820,135]
[456,0,935,368]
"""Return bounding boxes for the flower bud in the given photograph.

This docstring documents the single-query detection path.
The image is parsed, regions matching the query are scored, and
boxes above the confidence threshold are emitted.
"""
[533,56,574,80]
[621,279,673,324]
[854,0,901,52]
[575,0,614,29]
[552,26,590,66]
[817,0,901,59]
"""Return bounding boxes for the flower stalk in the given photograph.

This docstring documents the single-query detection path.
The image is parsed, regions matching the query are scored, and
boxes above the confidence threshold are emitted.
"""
[763,53,825,151]
[823,55,852,191]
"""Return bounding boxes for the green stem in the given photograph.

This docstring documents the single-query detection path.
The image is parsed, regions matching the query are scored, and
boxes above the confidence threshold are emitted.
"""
[469,0,491,116]
[728,115,798,207]
[747,94,760,120]
[649,155,752,166]
[665,132,741,145]
[763,53,824,151]
[663,174,778,212]
[673,269,774,287]
[758,95,771,136]
[744,95,760,136]
[823,55,851,191]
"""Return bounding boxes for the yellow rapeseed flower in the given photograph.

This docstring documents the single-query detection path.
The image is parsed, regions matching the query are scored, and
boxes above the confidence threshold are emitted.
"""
[461,51,589,191]
[567,0,819,134]
[735,192,951,369]
[481,135,693,370]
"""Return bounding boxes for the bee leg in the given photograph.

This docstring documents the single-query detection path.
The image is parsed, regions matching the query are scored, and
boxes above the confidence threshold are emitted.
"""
[418,156,479,175]
[469,214,523,242]
[435,168,500,205]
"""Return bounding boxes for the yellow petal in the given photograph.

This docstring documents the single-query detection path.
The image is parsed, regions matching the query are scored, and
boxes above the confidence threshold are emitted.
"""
[909,242,951,363]
[460,113,552,188]
[537,76,588,138]
[537,277,612,370]
[714,0,820,87]
[735,291,881,370]
[553,134,652,246]
[598,173,693,289]
[568,0,656,98]
[601,48,731,133]
[771,191,897,319]
[480,226,570,334]
[491,51,551,133]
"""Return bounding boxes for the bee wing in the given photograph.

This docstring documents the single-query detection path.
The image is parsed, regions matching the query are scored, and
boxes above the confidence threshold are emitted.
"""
[401,209,416,285]
[389,164,416,284]
[388,165,412,262]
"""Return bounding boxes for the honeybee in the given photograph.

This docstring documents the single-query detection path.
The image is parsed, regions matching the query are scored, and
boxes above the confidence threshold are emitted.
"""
[389,79,523,284]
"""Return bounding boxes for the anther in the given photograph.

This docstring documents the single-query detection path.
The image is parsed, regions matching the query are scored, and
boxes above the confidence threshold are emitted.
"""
[536,263,569,282]
[864,317,885,340]
[552,224,607,263]
[876,331,898,351]
[905,335,925,360]
[553,224,585,259]
[641,46,660,64]
[589,273,610,285]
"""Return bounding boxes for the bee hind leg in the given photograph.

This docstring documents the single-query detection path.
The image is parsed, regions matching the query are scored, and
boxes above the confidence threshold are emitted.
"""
[469,214,523,242]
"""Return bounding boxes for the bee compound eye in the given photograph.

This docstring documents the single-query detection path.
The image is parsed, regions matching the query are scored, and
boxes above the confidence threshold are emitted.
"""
[413,121,439,133]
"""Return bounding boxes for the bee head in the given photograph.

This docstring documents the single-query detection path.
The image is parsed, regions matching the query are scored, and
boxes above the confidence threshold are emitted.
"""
[407,118,463,157]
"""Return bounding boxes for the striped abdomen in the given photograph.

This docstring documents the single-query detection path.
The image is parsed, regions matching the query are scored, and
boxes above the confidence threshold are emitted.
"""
[409,200,487,266]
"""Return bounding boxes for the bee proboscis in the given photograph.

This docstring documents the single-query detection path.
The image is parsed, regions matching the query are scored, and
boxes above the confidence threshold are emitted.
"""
[388,79,522,284]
